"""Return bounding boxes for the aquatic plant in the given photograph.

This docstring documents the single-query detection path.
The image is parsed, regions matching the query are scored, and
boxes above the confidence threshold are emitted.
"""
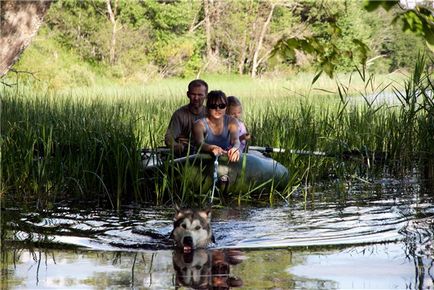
[1,67,433,208]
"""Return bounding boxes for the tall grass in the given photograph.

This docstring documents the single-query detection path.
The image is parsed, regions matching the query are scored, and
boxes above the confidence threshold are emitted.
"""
[1,64,433,208]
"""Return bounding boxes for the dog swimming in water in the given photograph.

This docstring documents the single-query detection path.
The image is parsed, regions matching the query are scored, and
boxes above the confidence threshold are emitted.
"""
[170,207,215,252]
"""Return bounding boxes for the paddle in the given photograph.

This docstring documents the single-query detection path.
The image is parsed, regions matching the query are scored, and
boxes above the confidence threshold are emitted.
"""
[248,145,328,156]
[248,145,366,159]
[142,146,365,159]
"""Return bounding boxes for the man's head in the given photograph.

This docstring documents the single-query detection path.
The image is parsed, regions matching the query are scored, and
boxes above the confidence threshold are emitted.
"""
[187,79,208,112]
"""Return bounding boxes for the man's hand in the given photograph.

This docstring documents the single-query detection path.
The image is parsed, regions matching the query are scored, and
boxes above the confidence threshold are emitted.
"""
[177,137,189,145]
[173,143,185,154]
[173,137,190,154]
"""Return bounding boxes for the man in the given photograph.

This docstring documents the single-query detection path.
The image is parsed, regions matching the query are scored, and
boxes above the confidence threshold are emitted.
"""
[164,79,208,155]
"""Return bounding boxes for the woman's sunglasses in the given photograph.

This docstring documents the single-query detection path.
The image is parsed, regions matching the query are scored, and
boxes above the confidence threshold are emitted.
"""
[207,103,227,110]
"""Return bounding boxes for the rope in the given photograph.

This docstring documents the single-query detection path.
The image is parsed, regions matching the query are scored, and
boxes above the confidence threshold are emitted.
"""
[210,155,219,204]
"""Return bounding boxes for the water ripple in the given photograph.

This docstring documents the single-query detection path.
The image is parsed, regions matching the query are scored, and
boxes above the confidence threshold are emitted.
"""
[4,177,434,251]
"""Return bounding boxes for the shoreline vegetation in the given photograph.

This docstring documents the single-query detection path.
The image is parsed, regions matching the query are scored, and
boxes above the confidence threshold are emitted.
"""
[2,57,434,209]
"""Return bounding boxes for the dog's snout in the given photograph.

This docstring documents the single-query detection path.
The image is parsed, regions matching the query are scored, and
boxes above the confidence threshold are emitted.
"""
[183,236,193,246]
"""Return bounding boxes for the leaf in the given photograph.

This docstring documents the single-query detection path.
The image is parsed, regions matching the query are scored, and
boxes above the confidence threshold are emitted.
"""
[363,0,382,12]
[425,28,434,46]
[312,70,322,85]
[322,62,335,78]
[426,39,434,52]
[352,39,370,64]
[363,0,399,12]
[381,0,399,11]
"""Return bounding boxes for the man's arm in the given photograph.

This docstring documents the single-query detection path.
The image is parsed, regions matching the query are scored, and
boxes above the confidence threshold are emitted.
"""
[164,113,184,153]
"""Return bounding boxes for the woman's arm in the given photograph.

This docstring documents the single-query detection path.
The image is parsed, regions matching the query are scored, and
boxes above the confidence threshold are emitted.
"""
[193,119,226,156]
[239,121,251,142]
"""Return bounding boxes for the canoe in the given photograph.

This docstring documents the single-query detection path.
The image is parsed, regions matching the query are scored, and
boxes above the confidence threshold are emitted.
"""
[142,150,289,194]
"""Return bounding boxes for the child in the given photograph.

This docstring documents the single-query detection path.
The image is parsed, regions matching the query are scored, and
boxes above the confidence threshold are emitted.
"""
[226,96,251,153]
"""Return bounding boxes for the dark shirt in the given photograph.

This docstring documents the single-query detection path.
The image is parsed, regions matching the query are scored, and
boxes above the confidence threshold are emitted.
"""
[164,104,205,152]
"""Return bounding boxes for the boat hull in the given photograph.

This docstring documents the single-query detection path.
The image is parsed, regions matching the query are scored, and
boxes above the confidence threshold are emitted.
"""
[142,151,289,194]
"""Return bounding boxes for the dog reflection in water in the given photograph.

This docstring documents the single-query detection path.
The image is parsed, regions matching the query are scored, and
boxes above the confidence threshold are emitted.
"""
[172,249,244,289]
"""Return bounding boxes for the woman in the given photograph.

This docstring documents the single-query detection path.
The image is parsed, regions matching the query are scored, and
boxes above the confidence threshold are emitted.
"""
[193,90,240,162]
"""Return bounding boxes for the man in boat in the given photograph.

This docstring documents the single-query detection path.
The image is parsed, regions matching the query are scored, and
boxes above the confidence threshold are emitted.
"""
[164,79,208,155]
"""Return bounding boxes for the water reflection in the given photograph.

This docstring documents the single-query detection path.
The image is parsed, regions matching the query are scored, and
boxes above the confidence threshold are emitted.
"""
[1,246,245,289]
[172,249,244,289]
[3,243,431,289]
[2,175,434,288]
[401,217,434,289]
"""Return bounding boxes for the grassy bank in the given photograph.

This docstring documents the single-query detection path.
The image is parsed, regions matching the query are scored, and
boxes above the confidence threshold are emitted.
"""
[1,63,433,208]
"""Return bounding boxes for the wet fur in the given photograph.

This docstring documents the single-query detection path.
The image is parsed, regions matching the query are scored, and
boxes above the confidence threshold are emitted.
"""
[173,249,211,288]
[170,207,215,249]
[173,249,244,289]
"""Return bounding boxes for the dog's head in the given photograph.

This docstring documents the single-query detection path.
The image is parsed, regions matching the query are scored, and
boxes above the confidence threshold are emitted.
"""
[173,249,211,289]
[170,207,214,252]
[173,249,244,289]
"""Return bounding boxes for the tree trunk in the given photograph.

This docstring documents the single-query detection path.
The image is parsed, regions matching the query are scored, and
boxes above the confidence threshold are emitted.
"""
[213,0,220,56]
[251,3,275,78]
[203,0,212,60]
[106,0,118,65]
[238,31,247,74]
[0,0,51,77]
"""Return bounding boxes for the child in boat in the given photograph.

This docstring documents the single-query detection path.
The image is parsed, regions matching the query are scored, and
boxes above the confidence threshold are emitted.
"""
[226,96,251,153]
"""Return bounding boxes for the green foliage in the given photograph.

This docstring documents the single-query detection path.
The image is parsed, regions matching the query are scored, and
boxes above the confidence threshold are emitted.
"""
[363,0,399,12]
[144,0,199,36]
[45,0,107,62]
[397,6,434,51]
[364,0,434,52]
[150,35,203,77]
[9,0,434,85]
[273,1,372,79]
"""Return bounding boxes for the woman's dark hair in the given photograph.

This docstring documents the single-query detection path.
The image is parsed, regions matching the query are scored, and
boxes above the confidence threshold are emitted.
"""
[206,90,227,107]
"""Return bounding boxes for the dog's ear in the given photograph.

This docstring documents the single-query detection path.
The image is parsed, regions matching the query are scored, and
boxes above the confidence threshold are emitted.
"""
[174,204,184,221]
[198,208,211,221]
[174,203,181,211]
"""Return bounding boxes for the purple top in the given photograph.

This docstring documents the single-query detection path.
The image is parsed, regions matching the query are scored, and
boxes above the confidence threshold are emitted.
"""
[238,120,247,152]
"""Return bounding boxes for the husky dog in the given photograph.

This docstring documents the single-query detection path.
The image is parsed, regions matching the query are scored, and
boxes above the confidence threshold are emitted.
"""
[172,249,244,289]
[170,207,215,252]
[172,249,211,288]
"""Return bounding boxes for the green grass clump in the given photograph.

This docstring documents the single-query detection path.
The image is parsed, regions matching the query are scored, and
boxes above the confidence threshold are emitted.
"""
[2,60,434,208]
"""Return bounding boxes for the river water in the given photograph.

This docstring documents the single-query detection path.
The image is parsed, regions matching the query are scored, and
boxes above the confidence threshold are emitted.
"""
[2,173,434,289]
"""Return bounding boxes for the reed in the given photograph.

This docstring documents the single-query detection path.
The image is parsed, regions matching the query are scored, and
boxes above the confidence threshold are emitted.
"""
[1,66,433,208]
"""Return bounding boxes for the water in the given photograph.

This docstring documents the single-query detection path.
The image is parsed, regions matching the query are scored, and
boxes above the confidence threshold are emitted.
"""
[2,175,434,289]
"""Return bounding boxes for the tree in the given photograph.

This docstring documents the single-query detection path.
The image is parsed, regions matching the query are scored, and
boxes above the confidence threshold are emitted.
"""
[0,0,51,77]
[251,2,276,77]
[106,0,119,65]
[273,0,370,79]
[364,0,434,52]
